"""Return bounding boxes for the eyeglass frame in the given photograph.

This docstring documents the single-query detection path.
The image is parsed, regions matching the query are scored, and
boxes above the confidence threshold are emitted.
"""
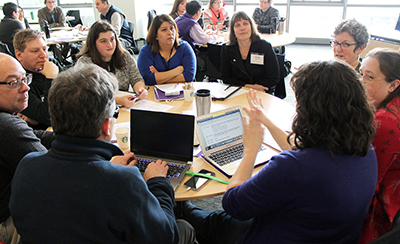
[359,72,385,83]
[0,73,32,90]
[113,104,120,119]
[330,40,358,49]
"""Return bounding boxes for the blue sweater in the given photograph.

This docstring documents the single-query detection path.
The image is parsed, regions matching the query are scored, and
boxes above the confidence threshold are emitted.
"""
[137,40,196,85]
[10,134,179,244]
[222,145,378,244]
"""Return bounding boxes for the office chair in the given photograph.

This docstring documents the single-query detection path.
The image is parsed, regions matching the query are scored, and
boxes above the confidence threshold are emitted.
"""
[206,43,223,82]
[147,9,156,30]
[368,208,400,243]
[66,10,83,27]
[275,53,287,99]
[127,21,145,55]
[0,41,12,56]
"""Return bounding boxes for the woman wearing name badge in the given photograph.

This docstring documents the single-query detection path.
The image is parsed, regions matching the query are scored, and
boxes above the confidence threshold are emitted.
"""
[358,48,400,243]
[220,11,279,94]
[203,0,229,31]
[76,21,147,107]
[179,60,377,244]
[137,14,196,85]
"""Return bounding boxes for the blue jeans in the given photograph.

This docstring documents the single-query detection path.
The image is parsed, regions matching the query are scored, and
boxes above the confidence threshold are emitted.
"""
[183,204,252,244]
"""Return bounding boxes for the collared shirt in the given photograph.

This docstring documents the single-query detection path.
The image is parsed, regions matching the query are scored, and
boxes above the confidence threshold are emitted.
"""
[189,23,218,45]
[252,7,280,33]
[37,6,66,31]
[104,5,124,36]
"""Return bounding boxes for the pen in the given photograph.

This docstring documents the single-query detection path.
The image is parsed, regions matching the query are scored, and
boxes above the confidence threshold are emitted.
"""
[129,87,148,101]
[224,84,232,91]
[186,171,229,184]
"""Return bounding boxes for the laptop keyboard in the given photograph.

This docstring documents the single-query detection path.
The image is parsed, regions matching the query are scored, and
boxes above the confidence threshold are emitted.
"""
[136,158,186,179]
[209,144,266,166]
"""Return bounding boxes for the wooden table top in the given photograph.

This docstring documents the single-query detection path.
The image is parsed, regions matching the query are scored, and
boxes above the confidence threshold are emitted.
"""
[116,86,295,201]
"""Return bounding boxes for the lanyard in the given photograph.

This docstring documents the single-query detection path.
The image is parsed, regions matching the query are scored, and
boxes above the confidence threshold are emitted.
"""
[161,47,174,71]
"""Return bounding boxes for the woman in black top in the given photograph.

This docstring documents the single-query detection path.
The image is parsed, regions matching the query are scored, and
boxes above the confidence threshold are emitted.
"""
[221,11,279,94]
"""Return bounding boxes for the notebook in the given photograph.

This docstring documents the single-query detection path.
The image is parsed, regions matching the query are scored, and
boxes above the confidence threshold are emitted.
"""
[196,106,277,177]
[130,109,194,190]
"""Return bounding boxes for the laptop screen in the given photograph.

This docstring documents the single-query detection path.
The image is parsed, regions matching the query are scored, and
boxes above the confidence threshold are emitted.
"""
[130,109,194,161]
[197,109,243,151]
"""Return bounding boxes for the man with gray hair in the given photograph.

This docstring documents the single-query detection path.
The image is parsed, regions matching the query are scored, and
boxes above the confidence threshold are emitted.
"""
[9,64,189,243]
[0,53,54,244]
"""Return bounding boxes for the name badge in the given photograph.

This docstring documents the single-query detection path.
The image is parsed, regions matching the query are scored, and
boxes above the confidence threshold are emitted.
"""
[250,53,264,65]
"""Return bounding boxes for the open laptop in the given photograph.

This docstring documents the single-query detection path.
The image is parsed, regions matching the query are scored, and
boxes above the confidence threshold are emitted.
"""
[196,106,277,177]
[130,109,194,190]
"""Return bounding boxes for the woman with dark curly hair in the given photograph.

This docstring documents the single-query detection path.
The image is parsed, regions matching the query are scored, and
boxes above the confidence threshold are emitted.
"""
[179,59,377,244]
[358,48,400,243]
[76,21,148,107]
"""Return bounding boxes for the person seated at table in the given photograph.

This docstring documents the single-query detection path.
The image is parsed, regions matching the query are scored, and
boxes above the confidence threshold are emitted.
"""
[14,29,60,130]
[76,20,147,107]
[17,6,30,29]
[175,0,218,81]
[358,48,400,244]
[0,53,55,244]
[203,0,229,31]
[0,2,24,55]
[9,63,184,243]
[94,0,134,50]
[331,19,369,72]
[179,59,378,244]
[221,11,279,93]
[170,0,204,28]
[252,0,279,34]
[137,14,195,85]
[37,0,66,31]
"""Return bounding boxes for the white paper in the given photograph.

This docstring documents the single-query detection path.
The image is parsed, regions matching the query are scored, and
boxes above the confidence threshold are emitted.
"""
[155,83,183,93]
[121,99,173,112]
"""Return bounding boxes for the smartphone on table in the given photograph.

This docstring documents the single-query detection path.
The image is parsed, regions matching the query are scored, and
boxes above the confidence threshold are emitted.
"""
[184,169,215,190]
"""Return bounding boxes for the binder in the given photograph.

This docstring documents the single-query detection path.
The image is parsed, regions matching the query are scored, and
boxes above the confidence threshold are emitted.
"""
[154,86,184,101]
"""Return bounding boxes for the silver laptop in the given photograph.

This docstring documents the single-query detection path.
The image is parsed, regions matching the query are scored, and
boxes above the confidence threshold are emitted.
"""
[196,106,276,177]
[130,109,194,190]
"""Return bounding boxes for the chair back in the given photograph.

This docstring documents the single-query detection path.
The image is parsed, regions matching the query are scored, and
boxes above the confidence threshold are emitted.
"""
[368,208,400,243]
[206,43,223,81]
[147,9,157,30]
[0,41,12,56]
[66,10,83,27]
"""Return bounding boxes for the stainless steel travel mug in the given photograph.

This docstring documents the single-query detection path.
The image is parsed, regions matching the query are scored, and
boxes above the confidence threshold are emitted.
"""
[195,89,211,117]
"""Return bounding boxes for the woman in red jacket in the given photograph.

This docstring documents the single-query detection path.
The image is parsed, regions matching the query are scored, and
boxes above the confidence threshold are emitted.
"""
[359,48,400,243]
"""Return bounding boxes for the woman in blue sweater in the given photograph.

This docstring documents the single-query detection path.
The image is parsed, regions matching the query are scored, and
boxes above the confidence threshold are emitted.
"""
[181,60,378,244]
[137,14,196,85]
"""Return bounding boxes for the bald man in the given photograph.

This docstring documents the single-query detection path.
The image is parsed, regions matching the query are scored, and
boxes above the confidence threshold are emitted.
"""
[0,53,54,244]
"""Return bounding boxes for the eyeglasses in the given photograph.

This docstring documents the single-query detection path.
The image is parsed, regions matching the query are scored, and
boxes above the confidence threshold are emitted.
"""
[213,1,222,4]
[0,73,32,90]
[47,1,56,3]
[330,40,357,49]
[113,104,119,119]
[359,72,383,83]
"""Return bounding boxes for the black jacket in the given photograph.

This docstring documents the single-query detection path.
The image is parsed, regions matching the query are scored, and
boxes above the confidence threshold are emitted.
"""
[221,39,279,92]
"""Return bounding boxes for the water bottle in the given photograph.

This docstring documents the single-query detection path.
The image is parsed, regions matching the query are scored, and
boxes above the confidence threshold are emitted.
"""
[44,20,50,38]
[279,17,286,34]
[195,89,211,117]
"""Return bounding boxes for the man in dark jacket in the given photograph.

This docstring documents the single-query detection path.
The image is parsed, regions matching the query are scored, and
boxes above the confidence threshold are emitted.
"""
[14,29,59,130]
[0,53,54,244]
[0,2,24,55]
[9,64,183,243]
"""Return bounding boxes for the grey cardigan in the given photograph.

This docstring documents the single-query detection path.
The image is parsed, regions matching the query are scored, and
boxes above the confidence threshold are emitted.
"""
[76,52,143,91]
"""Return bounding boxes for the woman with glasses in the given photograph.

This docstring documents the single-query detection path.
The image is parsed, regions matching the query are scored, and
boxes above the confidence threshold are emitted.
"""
[332,19,369,72]
[203,0,229,30]
[76,21,147,108]
[358,48,400,244]
[221,11,279,93]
